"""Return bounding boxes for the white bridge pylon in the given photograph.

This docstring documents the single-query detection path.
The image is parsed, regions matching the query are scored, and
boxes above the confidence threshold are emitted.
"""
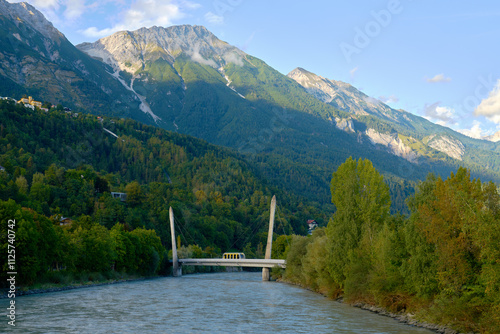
[169,195,285,281]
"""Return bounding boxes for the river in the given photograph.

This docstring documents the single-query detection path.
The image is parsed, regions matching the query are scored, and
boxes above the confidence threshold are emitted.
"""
[2,272,435,333]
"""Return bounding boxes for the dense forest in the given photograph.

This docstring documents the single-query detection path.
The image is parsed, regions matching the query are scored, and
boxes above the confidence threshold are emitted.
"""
[283,157,500,333]
[0,100,328,286]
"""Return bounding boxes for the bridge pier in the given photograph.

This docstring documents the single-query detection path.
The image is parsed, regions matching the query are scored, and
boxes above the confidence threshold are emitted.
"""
[169,207,182,277]
[262,195,276,281]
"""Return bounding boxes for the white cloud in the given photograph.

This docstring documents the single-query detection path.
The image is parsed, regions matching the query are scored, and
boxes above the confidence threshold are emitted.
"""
[64,0,86,20]
[457,120,487,139]
[474,79,500,124]
[223,52,244,66]
[424,102,455,123]
[205,11,224,24]
[189,45,217,67]
[435,106,454,120]
[423,102,461,129]
[81,0,200,39]
[378,95,399,104]
[81,25,126,38]
[426,73,452,83]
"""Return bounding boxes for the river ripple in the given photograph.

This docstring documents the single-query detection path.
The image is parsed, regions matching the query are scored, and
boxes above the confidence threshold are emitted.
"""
[1,272,435,333]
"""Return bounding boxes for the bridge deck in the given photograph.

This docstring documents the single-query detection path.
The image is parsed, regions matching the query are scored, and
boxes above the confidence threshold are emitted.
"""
[178,258,286,268]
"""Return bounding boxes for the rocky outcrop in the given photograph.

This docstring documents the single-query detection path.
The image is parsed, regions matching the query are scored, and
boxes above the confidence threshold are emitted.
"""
[425,135,465,161]
[365,129,419,162]
[335,117,355,133]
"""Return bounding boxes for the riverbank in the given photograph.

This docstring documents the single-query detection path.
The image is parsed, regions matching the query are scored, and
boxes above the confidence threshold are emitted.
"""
[277,278,465,334]
[350,301,462,334]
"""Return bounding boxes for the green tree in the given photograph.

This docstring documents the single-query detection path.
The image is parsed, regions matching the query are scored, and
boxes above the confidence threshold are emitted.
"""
[30,172,50,203]
[15,175,28,195]
[403,168,500,331]
[125,181,143,206]
[326,157,391,290]
[401,174,439,297]
[70,222,115,273]
[416,168,482,293]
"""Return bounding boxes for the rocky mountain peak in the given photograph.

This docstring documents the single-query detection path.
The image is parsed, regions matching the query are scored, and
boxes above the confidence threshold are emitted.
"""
[0,0,63,41]
[77,24,246,74]
[288,67,317,78]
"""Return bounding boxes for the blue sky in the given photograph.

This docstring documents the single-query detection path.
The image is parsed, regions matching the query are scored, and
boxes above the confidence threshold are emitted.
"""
[9,0,500,138]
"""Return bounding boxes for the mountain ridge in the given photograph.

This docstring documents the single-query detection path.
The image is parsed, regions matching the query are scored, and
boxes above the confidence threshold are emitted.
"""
[288,66,500,167]
[1,3,499,209]
[76,25,246,74]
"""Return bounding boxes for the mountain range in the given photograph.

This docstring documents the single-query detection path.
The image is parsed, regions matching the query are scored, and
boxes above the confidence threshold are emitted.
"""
[1,0,500,209]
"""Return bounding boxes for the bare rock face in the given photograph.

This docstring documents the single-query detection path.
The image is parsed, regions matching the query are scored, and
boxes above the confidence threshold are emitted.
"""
[365,128,419,162]
[287,67,411,124]
[425,135,465,161]
[335,117,355,133]
[77,25,247,74]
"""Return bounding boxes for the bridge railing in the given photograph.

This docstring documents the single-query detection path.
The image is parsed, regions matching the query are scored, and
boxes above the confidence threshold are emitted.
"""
[178,258,286,269]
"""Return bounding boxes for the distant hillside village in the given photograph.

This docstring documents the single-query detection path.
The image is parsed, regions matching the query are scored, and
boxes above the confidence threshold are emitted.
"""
[1,95,78,117]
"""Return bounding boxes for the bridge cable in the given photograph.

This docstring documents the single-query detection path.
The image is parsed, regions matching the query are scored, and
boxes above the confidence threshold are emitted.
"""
[175,216,193,244]
[227,203,271,253]
[173,216,188,248]
[226,195,277,252]
[226,214,263,252]
[275,204,293,254]
[174,209,198,242]
[172,212,196,249]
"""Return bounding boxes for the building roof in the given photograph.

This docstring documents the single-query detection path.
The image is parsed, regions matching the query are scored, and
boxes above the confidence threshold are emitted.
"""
[307,219,317,224]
